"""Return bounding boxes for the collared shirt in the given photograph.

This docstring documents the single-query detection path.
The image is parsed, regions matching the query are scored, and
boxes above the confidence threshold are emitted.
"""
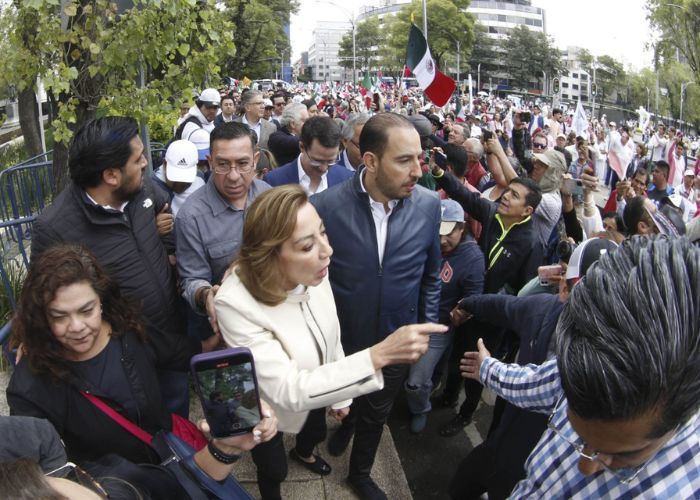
[84,192,128,213]
[175,177,271,311]
[359,169,398,265]
[297,156,328,195]
[342,150,356,172]
[242,114,262,143]
[480,357,700,499]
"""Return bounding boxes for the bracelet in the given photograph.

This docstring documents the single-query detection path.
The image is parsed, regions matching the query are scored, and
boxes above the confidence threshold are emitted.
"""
[207,440,241,464]
[432,168,444,178]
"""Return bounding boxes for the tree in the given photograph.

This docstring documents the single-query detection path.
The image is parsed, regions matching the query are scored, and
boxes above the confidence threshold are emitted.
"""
[647,0,700,84]
[384,0,474,74]
[1,0,234,191]
[593,55,626,104]
[218,0,298,80]
[338,18,381,74]
[467,23,499,77]
[500,25,563,91]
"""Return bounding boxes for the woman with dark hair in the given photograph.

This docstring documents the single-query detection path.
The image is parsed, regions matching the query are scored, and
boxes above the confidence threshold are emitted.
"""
[7,243,276,497]
[214,185,445,499]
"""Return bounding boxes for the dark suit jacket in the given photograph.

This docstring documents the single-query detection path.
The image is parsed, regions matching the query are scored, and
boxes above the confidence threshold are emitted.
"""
[264,158,354,189]
[268,127,301,166]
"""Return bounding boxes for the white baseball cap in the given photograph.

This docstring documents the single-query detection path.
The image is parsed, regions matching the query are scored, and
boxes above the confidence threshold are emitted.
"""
[164,140,198,183]
[198,88,221,106]
[188,128,210,161]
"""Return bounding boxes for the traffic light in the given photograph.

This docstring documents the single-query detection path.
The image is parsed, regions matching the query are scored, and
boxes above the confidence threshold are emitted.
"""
[552,78,560,94]
[591,82,597,97]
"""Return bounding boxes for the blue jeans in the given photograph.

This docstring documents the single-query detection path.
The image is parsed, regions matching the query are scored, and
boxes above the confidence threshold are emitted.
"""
[405,328,454,415]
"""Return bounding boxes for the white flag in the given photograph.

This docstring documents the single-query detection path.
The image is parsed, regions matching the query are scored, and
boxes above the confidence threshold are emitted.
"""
[573,99,588,137]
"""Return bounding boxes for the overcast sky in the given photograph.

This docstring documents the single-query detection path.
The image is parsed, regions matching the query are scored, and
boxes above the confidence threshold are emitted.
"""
[290,0,653,71]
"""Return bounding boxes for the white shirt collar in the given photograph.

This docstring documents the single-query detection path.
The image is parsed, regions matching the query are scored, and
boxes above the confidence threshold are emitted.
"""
[85,192,129,213]
[342,150,356,172]
[297,155,328,195]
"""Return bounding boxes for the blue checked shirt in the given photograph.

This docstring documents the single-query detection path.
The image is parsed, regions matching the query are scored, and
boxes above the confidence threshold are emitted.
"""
[480,357,700,499]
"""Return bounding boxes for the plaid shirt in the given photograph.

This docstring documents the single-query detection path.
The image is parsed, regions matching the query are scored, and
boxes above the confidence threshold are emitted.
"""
[480,357,700,499]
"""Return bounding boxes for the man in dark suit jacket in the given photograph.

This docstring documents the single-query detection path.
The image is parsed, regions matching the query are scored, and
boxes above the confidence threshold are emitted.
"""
[267,102,308,166]
[264,116,353,194]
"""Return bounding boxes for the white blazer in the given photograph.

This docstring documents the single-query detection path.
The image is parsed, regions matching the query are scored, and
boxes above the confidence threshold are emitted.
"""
[215,271,384,433]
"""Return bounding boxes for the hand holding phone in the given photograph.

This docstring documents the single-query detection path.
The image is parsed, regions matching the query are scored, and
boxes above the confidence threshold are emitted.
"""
[191,348,263,438]
[433,148,447,168]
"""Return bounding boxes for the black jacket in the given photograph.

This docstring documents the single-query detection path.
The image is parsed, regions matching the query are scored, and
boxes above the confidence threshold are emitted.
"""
[7,332,183,465]
[31,180,200,360]
[435,171,541,294]
[267,126,300,166]
[460,293,563,480]
[310,173,442,355]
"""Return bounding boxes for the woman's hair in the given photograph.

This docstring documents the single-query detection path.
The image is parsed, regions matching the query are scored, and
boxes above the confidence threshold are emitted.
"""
[235,185,309,306]
[0,458,67,500]
[12,243,144,381]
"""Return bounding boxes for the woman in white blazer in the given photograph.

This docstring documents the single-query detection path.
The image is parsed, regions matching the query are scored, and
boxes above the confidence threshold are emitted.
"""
[215,185,445,500]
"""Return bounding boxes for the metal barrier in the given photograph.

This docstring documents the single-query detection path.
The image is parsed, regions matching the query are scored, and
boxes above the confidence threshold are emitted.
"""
[0,162,53,242]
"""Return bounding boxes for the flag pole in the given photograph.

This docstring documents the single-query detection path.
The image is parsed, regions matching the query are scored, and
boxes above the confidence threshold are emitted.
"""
[422,0,428,37]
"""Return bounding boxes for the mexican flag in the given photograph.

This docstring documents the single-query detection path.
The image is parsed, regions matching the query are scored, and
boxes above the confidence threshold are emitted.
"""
[405,24,455,107]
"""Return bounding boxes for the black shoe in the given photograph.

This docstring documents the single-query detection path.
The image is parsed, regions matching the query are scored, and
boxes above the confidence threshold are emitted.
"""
[327,426,354,457]
[347,476,388,500]
[439,414,471,437]
[289,448,332,476]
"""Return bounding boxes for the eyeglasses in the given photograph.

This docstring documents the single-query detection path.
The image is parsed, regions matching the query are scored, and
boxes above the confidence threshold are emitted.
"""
[213,162,254,175]
[533,143,547,150]
[547,396,656,484]
[47,462,108,498]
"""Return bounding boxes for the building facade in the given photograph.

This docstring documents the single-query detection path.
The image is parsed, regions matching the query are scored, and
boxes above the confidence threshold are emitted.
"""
[307,21,353,82]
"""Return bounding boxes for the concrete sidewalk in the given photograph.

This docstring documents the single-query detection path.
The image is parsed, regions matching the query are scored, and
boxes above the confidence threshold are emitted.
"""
[0,369,412,499]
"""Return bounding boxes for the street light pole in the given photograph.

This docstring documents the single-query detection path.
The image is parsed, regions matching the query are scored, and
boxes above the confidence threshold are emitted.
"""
[352,19,356,88]
[680,81,694,131]
[456,40,460,93]
[542,71,547,96]
[477,63,481,93]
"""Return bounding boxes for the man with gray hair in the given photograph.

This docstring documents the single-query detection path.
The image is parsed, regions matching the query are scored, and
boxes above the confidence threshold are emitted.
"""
[234,89,277,149]
[267,102,309,165]
[461,236,700,498]
[338,113,370,172]
[463,137,489,191]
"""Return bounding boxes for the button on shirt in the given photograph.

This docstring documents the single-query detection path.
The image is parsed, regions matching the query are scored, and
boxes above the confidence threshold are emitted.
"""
[297,156,328,195]
[480,358,700,498]
[359,170,398,265]
[175,177,271,311]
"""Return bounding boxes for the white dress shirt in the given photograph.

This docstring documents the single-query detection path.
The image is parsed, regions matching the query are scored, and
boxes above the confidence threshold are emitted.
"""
[359,170,397,265]
[297,156,328,195]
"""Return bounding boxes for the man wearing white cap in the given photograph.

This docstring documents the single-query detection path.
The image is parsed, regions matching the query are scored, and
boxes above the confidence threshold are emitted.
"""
[152,140,205,216]
[678,168,698,205]
[177,87,221,141]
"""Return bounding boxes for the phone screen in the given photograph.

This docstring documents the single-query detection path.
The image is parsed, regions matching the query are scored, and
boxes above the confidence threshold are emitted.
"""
[435,151,447,168]
[192,352,262,437]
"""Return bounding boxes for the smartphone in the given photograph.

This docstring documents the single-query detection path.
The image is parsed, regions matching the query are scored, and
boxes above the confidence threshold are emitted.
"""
[563,178,584,197]
[538,264,563,286]
[434,150,447,168]
[482,129,493,140]
[191,347,263,438]
[520,111,531,123]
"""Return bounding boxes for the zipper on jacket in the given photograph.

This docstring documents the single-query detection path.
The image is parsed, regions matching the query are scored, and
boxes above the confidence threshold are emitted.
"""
[488,214,531,270]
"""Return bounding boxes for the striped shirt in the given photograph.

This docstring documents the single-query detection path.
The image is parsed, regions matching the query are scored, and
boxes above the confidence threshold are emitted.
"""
[480,357,700,499]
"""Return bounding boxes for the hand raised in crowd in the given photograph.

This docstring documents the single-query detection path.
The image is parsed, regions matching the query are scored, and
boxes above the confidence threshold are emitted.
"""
[449,306,473,326]
[460,338,492,381]
[615,179,635,201]
[580,166,598,193]
[328,406,350,422]
[156,203,174,236]
[369,323,448,369]
[430,148,444,176]
[484,136,504,156]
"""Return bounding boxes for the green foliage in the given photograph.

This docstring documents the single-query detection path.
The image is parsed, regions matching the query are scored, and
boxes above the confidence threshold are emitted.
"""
[500,25,563,90]
[384,0,474,71]
[594,55,626,104]
[218,0,299,79]
[0,143,26,172]
[647,0,700,83]
[467,23,499,76]
[338,18,381,73]
[1,0,235,149]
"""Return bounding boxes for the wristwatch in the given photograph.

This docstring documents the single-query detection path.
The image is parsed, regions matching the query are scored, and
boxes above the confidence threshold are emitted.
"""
[207,440,241,464]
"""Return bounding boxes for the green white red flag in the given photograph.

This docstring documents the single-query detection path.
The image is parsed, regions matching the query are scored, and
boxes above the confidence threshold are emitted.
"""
[405,24,455,107]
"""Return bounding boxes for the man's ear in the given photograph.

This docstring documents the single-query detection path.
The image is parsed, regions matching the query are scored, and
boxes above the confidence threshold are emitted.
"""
[101,167,121,188]
[638,220,651,235]
[521,205,534,218]
[363,152,378,173]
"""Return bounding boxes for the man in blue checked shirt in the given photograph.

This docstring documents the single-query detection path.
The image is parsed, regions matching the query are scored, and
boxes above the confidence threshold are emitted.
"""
[461,236,700,499]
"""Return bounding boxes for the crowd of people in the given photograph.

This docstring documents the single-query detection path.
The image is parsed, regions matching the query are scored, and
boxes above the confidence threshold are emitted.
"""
[1,79,700,500]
